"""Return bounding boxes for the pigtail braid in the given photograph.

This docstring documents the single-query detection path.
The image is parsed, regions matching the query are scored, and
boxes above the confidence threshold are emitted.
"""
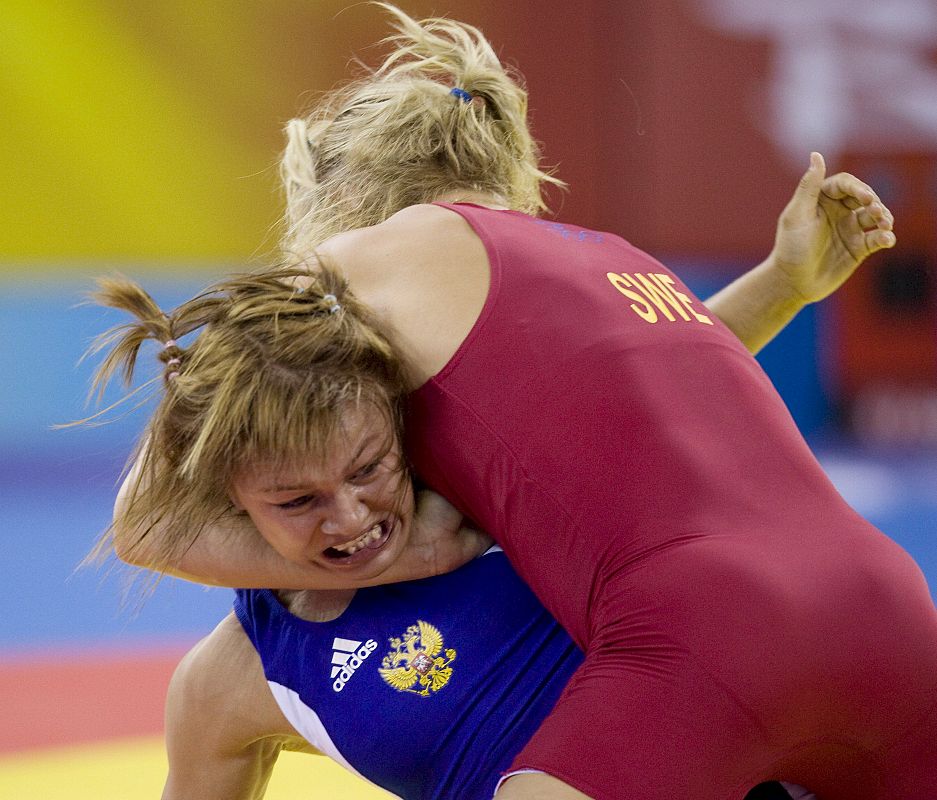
[84,276,178,401]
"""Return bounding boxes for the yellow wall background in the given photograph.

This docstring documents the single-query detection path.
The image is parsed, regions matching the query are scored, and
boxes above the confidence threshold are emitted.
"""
[0,0,407,266]
[0,0,599,268]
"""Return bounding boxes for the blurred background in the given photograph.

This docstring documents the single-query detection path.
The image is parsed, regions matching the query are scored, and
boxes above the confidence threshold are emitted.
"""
[2,0,936,796]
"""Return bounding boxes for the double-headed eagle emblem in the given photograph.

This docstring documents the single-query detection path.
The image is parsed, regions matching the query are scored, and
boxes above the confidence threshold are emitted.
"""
[378,620,456,697]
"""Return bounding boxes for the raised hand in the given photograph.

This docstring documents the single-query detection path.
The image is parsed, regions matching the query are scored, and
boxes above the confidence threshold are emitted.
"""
[771,151,896,304]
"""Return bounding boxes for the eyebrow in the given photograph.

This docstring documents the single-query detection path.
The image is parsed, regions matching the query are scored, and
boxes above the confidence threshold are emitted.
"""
[258,432,387,493]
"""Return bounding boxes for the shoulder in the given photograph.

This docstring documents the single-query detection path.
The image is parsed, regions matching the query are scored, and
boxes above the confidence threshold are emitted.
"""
[315,203,493,383]
[167,612,306,751]
[322,202,490,290]
[171,613,257,702]
[163,614,320,797]
[319,204,471,268]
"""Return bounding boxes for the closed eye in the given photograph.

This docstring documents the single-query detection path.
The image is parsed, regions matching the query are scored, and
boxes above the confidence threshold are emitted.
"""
[352,460,381,481]
[276,495,315,510]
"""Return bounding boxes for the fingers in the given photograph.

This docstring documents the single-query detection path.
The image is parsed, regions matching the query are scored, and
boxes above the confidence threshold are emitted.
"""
[855,200,894,233]
[865,227,897,252]
[820,171,879,210]
[817,159,896,246]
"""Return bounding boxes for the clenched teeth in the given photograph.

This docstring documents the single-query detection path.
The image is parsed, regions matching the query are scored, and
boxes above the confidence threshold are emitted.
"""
[332,524,383,555]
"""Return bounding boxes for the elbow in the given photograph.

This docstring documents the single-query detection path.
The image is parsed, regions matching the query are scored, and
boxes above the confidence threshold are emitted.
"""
[110,522,158,569]
[111,497,146,567]
[111,470,158,569]
[111,526,143,567]
[111,498,164,570]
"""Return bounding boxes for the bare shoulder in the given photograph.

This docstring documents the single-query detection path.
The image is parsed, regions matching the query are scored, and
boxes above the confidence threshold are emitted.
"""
[318,204,478,285]
[168,612,309,752]
[316,202,491,384]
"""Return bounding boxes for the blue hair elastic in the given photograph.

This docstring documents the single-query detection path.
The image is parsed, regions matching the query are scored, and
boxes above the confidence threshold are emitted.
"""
[450,87,473,104]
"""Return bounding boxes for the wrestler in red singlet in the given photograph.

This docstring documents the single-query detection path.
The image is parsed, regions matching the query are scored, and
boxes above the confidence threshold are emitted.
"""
[406,203,937,800]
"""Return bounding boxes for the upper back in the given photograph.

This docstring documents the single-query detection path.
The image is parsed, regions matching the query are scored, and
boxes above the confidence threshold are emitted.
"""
[318,202,493,387]
[401,204,855,643]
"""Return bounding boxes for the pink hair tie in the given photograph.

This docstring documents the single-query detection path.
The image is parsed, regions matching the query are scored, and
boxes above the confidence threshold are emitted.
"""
[167,372,180,382]
[162,339,177,350]
[166,357,181,368]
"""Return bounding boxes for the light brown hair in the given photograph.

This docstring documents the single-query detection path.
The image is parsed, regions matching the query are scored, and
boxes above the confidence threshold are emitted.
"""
[84,264,409,570]
[280,3,565,254]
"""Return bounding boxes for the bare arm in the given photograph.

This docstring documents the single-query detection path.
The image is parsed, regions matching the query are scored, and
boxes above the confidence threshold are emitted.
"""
[167,497,488,590]
[707,152,896,354]
[162,614,316,800]
[116,459,488,590]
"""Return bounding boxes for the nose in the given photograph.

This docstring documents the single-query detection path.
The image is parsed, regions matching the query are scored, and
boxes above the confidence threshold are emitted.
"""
[319,487,369,538]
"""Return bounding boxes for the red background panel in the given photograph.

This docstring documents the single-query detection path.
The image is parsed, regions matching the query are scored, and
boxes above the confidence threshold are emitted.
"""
[0,647,187,754]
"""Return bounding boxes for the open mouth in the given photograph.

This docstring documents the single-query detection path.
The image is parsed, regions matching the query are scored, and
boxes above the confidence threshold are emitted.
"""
[323,521,392,563]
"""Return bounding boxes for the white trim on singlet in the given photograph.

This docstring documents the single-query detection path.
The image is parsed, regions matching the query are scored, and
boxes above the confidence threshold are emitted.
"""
[482,544,504,556]
[267,681,398,796]
[494,769,545,795]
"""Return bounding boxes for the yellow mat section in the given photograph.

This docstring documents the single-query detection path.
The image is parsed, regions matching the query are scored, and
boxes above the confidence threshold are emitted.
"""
[0,736,395,798]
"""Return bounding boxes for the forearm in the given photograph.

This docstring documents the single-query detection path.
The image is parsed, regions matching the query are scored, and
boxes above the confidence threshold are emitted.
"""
[705,254,807,355]
[151,513,330,589]
[168,489,490,590]
[115,454,487,591]
[114,472,294,588]
[119,506,484,591]
[114,450,348,589]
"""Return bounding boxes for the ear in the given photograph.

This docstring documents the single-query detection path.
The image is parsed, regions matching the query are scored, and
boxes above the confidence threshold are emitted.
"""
[228,484,245,512]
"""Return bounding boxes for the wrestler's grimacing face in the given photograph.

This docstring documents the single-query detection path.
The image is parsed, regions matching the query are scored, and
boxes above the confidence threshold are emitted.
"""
[230,410,413,582]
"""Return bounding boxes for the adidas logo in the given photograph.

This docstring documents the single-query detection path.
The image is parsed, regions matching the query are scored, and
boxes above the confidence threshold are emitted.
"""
[330,637,378,693]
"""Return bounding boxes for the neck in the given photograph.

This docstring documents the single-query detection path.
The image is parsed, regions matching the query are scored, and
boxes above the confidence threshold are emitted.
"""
[276,587,356,623]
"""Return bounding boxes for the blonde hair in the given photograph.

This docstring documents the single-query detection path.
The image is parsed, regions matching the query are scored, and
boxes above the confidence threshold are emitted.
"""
[84,264,409,570]
[280,3,565,253]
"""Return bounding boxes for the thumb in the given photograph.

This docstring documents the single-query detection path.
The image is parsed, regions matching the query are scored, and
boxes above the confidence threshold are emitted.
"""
[791,152,826,209]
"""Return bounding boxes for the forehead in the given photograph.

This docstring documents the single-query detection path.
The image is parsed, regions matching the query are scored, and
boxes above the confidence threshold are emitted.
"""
[236,407,397,490]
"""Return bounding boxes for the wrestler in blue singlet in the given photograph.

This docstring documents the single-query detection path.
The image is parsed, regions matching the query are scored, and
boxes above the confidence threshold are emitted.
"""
[235,549,577,799]
[236,549,804,800]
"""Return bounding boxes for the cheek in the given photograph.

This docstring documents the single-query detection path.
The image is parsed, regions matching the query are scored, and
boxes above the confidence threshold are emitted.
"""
[383,473,414,519]
[243,507,297,550]
[257,522,311,563]
[399,481,415,516]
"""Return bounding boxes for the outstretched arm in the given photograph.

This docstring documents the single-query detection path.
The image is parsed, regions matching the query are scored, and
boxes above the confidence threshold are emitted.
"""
[117,155,885,589]
[706,152,896,354]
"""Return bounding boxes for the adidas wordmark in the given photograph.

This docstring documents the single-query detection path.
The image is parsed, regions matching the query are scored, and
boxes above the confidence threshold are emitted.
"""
[330,636,378,692]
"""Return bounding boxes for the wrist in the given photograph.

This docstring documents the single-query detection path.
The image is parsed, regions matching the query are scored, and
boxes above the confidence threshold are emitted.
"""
[758,251,814,309]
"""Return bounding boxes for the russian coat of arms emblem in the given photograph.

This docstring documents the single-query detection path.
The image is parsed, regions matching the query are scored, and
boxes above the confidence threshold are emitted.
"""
[378,620,456,697]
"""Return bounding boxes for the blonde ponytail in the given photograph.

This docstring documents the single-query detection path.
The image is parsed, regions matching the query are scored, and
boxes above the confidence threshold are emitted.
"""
[280,3,565,255]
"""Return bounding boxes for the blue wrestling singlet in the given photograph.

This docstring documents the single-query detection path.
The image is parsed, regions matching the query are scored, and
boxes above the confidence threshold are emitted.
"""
[234,549,580,800]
